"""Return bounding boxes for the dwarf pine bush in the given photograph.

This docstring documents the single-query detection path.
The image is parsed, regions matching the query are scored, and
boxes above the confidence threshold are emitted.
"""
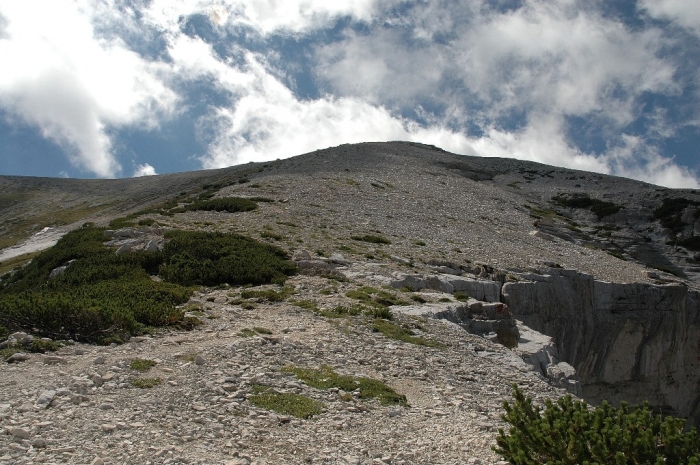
[0,225,296,342]
[494,385,700,465]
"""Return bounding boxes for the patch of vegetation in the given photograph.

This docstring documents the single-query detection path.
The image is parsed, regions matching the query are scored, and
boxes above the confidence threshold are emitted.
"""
[494,385,700,464]
[453,291,470,302]
[438,297,452,303]
[238,328,258,337]
[345,286,408,309]
[249,386,324,419]
[412,240,426,246]
[131,378,161,389]
[1,347,23,361]
[410,295,427,303]
[0,251,42,277]
[260,231,284,241]
[185,197,258,213]
[679,236,700,251]
[0,226,296,342]
[27,339,62,353]
[351,234,392,245]
[553,194,623,220]
[130,358,157,372]
[653,197,700,234]
[158,230,297,286]
[290,299,318,311]
[240,286,295,302]
[372,319,442,348]
[283,365,407,407]
[252,326,272,335]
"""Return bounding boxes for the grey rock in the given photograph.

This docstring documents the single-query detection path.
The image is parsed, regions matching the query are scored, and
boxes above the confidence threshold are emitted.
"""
[504,269,700,426]
[6,352,30,363]
[35,390,56,408]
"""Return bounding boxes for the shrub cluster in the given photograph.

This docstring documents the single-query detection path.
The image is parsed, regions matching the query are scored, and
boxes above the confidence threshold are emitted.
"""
[553,194,623,220]
[159,230,296,286]
[495,385,700,465]
[0,226,296,342]
[184,197,257,213]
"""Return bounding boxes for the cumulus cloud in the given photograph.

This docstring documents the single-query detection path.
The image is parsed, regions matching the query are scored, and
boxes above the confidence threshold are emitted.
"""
[638,0,700,36]
[0,0,177,177]
[133,163,157,177]
[143,0,392,36]
[311,0,691,187]
[0,0,698,189]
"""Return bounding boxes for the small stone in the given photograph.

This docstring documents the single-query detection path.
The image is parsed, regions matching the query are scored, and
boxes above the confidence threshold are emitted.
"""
[31,437,47,448]
[91,458,106,465]
[102,424,116,433]
[99,403,114,410]
[11,427,31,439]
[93,356,106,365]
[36,390,56,408]
[194,355,206,366]
[43,355,67,365]
[191,403,207,411]
[6,352,30,363]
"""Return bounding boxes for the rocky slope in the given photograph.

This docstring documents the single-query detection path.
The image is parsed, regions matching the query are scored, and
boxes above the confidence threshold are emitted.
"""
[1,141,700,463]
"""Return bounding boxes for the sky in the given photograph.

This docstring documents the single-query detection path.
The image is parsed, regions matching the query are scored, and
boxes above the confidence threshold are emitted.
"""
[0,1,699,188]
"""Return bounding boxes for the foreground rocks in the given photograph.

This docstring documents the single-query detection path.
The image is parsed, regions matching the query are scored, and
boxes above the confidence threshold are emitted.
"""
[0,275,567,465]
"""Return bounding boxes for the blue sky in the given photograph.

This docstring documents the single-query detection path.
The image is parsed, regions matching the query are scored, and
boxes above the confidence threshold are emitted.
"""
[0,0,699,188]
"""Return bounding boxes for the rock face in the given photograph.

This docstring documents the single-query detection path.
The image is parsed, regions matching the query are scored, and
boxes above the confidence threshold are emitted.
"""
[502,268,700,426]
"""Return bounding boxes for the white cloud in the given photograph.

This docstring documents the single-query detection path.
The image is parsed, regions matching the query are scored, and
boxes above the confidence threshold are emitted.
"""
[0,0,177,177]
[143,0,392,36]
[638,0,700,36]
[133,163,157,177]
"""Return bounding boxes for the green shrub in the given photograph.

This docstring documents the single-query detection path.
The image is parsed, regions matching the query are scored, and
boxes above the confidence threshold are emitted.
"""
[454,291,470,302]
[249,386,324,419]
[494,385,700,465]
[553,195,623,220]
[351,235,391,245]
[130,358,157,372]
[283,365,407,407]
[131,377,161,389]
[158,230,296,286]
[184,197,257,213]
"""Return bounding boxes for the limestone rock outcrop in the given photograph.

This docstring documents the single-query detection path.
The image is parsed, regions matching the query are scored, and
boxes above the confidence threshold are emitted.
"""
[502,268,700,426]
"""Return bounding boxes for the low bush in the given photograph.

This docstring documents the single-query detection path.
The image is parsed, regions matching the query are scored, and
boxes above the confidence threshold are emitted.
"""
[283,364,407,407]
[184,197,257,213]
[130,358,157,372]
[131,378,161,389]
[553,194,623,220]
[494,385,700,465]
[0,226,296,342]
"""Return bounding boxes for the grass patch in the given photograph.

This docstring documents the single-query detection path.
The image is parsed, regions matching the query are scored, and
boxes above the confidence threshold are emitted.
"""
[249,386,324,419]
[130,358,157,372]
[252,326,272,334]
[131,377,161,389]
[283,364,407,407]
[290,299,318,311]
[240,286,295,302]
[372,319,442,348]
[351,234,391,245]
[453,291,470,302]
[345,286,408,309]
